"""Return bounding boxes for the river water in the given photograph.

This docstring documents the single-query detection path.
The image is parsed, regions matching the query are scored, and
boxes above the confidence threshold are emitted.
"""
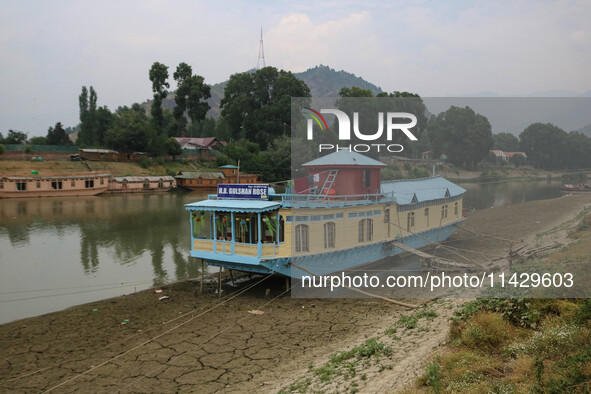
[0,181,563,324]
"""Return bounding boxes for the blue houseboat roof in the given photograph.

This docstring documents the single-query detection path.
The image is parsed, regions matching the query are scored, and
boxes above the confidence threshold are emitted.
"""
[303,151,387,168]
[185,199,281,213]
[381,176,466,205]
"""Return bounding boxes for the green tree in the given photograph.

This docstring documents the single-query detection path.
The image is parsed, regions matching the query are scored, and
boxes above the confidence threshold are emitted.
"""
[164,137,182,159]
[492,132,520,152]
[95,106,113,146]
[0,144,4,155]
[4,130,28,144]
[429,106,493,167]
[335,88,428,158]
[105,104,161,155]
[149,62,170,130]
[509,153,526,167]
[339,86,374,97]
[564,131,591,169]
[77,86,100,146]
[173,62,211,124]
[221,66,310,150]
[47,122,72,145]
[267,134,291,181]
[519,123,568,170]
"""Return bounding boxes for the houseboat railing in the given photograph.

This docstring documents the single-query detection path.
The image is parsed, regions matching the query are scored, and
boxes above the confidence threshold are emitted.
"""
[206,192,396,208]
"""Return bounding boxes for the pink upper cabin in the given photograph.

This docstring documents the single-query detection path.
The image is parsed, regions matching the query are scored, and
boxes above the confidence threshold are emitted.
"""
[299,151,387,197]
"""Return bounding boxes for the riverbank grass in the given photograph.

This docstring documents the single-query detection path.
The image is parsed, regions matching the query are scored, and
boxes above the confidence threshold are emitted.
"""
[412,211,591,393]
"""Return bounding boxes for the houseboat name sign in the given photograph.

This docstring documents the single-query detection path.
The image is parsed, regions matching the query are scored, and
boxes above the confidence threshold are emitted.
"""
[217,184,269,200]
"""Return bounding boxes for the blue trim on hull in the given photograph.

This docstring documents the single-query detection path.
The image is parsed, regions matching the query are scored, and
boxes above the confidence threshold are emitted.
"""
[198,221,461,278]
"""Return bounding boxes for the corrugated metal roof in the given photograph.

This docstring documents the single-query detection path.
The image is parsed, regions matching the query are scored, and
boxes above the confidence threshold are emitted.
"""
[185,199,281,213]
[175,171,225,180]
[381,176,466,205]
[1,174,110,180]
[303,151,387,168]
[112,176,175,182]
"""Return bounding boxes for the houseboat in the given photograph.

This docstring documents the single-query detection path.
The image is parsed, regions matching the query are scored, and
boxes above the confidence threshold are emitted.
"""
[108,176,176,193]
[185,151,466,278]
[176,165,261,190]
[0,173,110,198]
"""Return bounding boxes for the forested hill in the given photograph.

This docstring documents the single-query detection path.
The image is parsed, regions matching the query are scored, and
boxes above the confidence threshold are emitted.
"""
[152,65,383,119]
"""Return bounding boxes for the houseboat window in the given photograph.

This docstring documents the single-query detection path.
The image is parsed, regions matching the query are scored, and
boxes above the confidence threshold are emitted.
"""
[384,208,390,223]
[454,202,458,217]
[336,213,344,219]
[0,182,3,189]
[16,182,27,191]
[295,224,309,253]
[441,206,445,219]
[310,215,322,222]
[143,179,149,189]
[324,222,336,249]
[100,178,104,185]
[424,208,429,227]
[407,212,415,231]
[366,219,373,241]
[349,212,358,218]
[36,181,41,188]
[358,220,365,242]
[71,180,75,187]
[158,181,163,188]
[444,204,448,218]
[279,216,285,243]
[51,181,63,190]
[85,180,94,188]
[192,211,212,239]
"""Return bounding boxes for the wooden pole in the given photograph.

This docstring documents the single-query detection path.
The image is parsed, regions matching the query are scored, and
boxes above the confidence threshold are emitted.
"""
[218,265,222,298]
[200,260,204,294]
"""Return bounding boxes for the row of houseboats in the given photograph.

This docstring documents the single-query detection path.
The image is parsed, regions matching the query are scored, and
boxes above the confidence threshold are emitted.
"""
[0,165,262,198]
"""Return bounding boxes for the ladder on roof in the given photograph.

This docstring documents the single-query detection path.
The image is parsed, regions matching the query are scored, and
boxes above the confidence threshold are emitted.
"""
[319,169,338,198]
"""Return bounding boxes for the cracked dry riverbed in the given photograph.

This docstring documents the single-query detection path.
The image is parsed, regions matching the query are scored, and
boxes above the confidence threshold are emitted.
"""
[0,276,412,393]
[2,193,591,393]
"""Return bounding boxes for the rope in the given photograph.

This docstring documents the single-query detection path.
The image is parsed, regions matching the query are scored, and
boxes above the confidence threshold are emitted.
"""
[454,224,514,243]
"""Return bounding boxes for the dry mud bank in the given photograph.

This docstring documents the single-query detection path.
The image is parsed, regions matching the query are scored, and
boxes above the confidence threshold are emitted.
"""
[1,193,591,393]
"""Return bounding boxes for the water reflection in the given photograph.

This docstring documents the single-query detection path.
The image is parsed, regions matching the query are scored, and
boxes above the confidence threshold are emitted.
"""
[462,181,562,210]
[0,193,206,285]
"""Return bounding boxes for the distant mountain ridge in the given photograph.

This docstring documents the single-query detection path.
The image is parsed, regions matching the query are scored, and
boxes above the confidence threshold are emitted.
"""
[146,65,383,119]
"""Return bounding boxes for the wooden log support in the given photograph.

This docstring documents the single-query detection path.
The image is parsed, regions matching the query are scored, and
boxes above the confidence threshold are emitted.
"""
[390,241,472,272]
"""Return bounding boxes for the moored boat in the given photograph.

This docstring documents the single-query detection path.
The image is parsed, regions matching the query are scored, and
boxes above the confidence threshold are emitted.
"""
[176,165,261,190]
[0,173,110,198]
[562,183,591,192]
[185,151,466,278]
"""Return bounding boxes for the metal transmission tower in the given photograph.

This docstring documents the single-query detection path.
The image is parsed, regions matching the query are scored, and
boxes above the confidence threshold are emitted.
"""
[257,27,266,69]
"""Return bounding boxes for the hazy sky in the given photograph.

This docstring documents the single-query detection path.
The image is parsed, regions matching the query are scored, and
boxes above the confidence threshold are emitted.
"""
[1,0,590,137]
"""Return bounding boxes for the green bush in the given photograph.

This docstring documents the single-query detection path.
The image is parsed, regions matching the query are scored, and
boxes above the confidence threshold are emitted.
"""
[138,158,152,168]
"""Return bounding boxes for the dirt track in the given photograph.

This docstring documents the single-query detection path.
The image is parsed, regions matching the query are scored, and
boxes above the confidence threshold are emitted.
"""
[1,193,591,393]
